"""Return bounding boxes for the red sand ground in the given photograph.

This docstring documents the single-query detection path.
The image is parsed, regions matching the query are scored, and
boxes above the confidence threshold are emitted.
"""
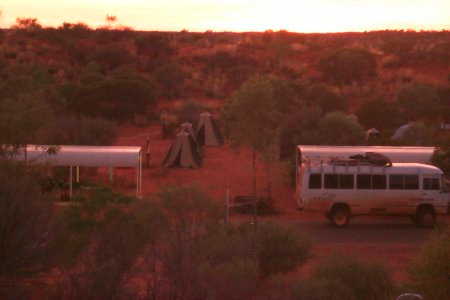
[105,123,448,283]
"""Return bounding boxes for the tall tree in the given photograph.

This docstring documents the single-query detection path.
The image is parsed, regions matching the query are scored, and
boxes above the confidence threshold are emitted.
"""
[223,76,298,199]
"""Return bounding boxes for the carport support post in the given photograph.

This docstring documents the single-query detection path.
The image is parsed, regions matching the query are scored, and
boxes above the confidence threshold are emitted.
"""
[139,153,142,195]
[225,187,230,224]
[109,167,114,184]
[136,152,142,197]
[252,149,257,226]
[69,166,73,198]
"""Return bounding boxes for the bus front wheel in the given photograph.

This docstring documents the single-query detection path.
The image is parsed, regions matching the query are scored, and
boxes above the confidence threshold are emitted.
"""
[330,205,350,228]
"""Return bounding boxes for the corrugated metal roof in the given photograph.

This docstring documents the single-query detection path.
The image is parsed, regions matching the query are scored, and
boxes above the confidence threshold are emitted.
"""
[297,145,436,164]
[14,145,142,167]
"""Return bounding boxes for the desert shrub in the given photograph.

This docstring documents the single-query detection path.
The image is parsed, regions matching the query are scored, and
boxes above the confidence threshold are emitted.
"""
[0,160,54,278]
[294,253,395,300]
[54,202,165,300]
[197,258,259,300]
[318,48,377,85]
[408,228,450,300]
[153,62,188,99]
[90,44,134,71]
[397,83,441,122]
[356,98,404,131]
[255,223,311,277]
[72,77,156,121]
[303,84,347,114]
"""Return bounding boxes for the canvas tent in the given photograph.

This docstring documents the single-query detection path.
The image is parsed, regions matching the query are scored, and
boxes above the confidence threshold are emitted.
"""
[196,112,223,146]
[13,145,142,197]
[180,122,197,142]
[163,131,202,168]
[366,128,380,140]
[391,123,413,140]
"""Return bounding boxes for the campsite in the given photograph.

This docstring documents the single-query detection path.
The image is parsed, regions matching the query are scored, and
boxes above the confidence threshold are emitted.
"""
[1,16,450,300]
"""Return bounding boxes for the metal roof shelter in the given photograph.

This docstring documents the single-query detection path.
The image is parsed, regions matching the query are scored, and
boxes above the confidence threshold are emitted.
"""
[297,145,436,165]
[15,145,143,197]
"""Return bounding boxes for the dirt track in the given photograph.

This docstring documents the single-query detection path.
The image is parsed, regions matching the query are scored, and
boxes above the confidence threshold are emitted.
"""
[287,213,449,244]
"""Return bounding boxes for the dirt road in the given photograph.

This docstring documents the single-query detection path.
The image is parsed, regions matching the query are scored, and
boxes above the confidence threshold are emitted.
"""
[290,214,449,244]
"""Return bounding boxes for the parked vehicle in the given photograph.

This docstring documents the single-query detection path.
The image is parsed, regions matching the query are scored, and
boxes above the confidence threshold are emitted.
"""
[297,159,449,227]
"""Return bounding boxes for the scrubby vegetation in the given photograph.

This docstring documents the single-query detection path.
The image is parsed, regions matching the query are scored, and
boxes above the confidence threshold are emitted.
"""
[0,165,312,299]
[1,19,450,156]
[1,17,450,299]
[408,228,450,300]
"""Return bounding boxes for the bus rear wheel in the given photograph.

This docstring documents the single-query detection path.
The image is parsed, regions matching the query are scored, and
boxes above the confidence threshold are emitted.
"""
[330,205,350,228]
[415,206,436,228]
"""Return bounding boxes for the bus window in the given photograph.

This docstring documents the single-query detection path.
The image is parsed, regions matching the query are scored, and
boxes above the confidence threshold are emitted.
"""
[423,178,440,190]
[309,174,322,189]
[372,175,387,189]
[324,174,338,189]
[404,175,419,190]
[340,174,354,189]
[389,175,404,189]
[357,174,371,189]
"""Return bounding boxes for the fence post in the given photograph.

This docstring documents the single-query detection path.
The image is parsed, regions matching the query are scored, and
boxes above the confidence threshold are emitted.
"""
[225,187,230,224]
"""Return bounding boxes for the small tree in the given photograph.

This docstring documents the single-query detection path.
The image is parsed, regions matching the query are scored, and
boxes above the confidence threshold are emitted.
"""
[318,111,365,145]
[223,76,298,197]
[408,228,450,300]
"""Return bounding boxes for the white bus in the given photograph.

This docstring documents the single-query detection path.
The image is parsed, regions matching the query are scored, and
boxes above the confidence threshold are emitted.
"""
[296,146,449,227]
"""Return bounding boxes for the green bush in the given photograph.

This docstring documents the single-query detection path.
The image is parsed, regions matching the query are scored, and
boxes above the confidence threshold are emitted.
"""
[0,160,54,277]
[294,253,395,300]
[256,223,311,277]
[408,228,450,300]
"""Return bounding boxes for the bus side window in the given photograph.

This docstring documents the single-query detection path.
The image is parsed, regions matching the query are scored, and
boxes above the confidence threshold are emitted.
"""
[404,175,419,190]
[423,178,440,190]
[357,174,371,189]
[309,174,322,189]
[340,174,354,189]
[372,175,387,189]
[324,174,338,189]
[389,175,404,189]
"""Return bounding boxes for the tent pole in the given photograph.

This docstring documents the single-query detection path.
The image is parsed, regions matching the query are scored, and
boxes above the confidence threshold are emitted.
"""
[140,153,142,195]
[108,167,113,184]
[69,166,73,199]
